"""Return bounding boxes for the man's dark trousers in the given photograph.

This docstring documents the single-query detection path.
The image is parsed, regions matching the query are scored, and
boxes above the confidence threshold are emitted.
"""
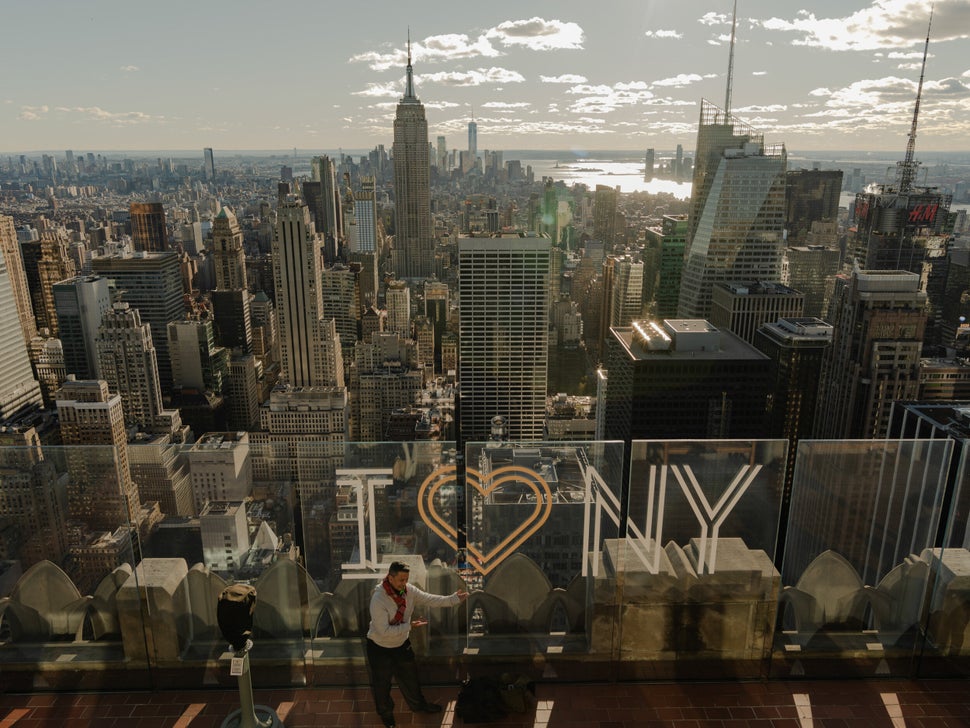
[366,637,427,722]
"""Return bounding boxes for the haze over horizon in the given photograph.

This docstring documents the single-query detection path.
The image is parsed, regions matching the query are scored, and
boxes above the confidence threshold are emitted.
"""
[4,0,970,153]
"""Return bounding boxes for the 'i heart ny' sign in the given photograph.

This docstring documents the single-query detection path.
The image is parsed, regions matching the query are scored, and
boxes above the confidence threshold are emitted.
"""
[417,463,554,575]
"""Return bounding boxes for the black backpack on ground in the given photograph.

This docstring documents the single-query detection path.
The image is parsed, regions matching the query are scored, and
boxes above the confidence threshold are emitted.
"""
[455,676,508,723]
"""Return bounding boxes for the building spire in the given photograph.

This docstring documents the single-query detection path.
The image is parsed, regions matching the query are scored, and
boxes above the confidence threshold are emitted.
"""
[403,27,417,101]
[724,0,738,116]
[897,8,933,193]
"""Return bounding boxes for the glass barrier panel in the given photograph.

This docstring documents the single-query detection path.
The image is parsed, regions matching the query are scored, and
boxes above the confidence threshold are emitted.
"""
[0,444,148,692]
[115,437,311,689]
[919,440,970,677]
[462,441,625,681]
[622,440,787,680]
[299,441,463,687]
[773,439,952,678]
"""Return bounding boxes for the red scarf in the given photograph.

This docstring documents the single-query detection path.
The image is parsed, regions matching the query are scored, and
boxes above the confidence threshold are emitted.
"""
[382,577,407,625]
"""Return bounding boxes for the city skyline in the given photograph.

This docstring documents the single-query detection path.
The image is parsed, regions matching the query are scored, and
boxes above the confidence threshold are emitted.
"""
[2,1,969,154]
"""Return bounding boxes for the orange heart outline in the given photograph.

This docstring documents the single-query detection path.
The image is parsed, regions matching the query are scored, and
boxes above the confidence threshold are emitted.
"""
[417,463,554,575]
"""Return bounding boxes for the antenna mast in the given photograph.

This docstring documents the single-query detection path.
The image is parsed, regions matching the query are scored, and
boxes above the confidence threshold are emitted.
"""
[724,0,738,117]
[898,9,933,192]
[404,27,416,100]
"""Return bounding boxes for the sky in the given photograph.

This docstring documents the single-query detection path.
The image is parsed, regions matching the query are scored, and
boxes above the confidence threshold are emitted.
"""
[3,0,970,154]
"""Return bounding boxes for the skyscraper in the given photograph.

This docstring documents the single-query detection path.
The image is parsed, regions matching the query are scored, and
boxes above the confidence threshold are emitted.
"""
[646,214,688,320]
[678,100,787,319]
[91,250,184,394]
[0,214,37,346]
[52,275,112,379]
[598,254,644,357]
[308,155,343,260]
[321,263,362,349]
[56,377,138,533]
[20,229,76,336]
[210,206,254,361]
[168,319,229,393]
[385,279,411,338]
[468,119,478,162]
[211,207,246,290]
[349,177,381,309]
[602,319,770,441]
[785,169,843,245]
[203,147,215,181]
[815,270,926,439]
[785,245,841,319]
[273,198,344,388]
[458,233,550,442]
[0,241,43,420]
[846,17,950,276]
[754,317,832,444]
[0,425,68,569]
[424,279,450,372]
[593,185,619,247]
[710,281,804,346]
[392,39,434,279]
[352,332,423,440]
[96,302,167,431]
[130,202,168,253]
[436,135,447,171]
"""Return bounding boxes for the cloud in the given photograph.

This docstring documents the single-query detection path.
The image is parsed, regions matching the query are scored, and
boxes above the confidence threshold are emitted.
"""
[540,73,588,83]
[615,81,650,91]
[644,29,683,39]
[350,34,500,71]
[482,101,531,108]
[18,105,49,120]
[53,106,163,125]
[422,33,501,60]
[755,0,970,51]
[120,65,140,72]
[888,50,932,59]
[699,12,731,26]
[652,73,709,88]
[486,17,584,50]
[352,81,401,98]
[440,118,614,136]
[350,18,584,72]
[801,74,970,131]
[734,104,788,113]
[420,67,525,86]
[425,101,461,109]
[752,71,768,76]
[565,81,656,114]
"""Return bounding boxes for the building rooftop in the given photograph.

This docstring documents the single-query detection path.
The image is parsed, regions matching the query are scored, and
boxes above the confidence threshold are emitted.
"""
[615,320,767,361]
[717,280,801,296]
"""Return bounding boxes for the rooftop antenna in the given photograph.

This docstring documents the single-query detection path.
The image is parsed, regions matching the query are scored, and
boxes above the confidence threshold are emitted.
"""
[404,27,417,100]
[724,0,738,117]
[897,8,933,193]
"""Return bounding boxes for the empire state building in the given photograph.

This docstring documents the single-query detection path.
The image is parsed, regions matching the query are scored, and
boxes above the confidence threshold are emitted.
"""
[392,39,434,280]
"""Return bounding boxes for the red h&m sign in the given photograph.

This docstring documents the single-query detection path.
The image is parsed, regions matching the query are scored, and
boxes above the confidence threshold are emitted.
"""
[908,203,939,224]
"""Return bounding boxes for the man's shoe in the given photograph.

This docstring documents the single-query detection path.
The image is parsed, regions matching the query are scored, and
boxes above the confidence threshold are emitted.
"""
[381,717,396,728]
[417,703,443,713]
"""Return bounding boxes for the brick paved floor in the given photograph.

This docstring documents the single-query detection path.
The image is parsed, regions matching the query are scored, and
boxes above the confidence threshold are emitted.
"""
[2,679,968,727]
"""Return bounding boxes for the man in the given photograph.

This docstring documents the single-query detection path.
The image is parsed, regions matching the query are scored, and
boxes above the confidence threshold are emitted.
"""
[367,560,468,728]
